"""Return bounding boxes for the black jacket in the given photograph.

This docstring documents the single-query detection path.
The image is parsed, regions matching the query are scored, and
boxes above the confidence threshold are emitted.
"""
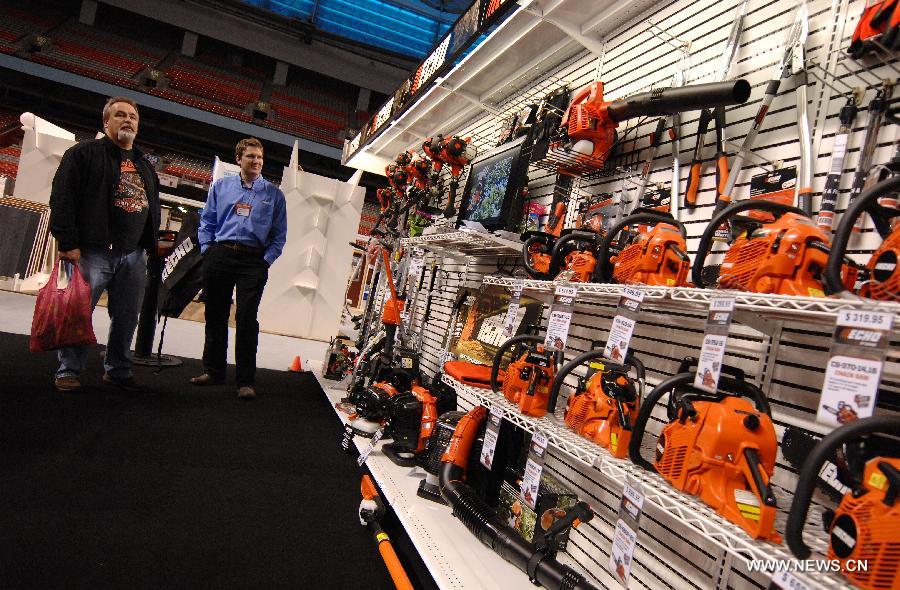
[49,135,161,253]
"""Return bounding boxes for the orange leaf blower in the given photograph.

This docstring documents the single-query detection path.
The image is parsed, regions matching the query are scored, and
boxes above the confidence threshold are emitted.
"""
[693,200,858,296]
[489,334,559,418]
[596,209,690,286]
[548,79,752,177]
[629,370,781,541]
[825,174,900,300]
[548,349,645,459]
[787,415,900,590]
[439,135,477,219]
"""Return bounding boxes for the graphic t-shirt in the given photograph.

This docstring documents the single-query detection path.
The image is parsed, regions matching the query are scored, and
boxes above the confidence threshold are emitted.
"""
[109,150,149,251]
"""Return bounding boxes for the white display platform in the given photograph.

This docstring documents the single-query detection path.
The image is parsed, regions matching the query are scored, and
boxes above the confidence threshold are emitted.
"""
[315,375,592,590]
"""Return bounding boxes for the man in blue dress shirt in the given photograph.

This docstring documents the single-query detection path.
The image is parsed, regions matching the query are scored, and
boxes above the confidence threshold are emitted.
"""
[191,138,287,399]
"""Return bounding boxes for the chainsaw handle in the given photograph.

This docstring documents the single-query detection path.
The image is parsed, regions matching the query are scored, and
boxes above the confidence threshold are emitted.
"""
[490,335,546,394]
[628,372,770,471]
[692,199,806,289]
[549,349,613,414]
[521,232,555,279]
[825,175,900,294]
[549,231,599,278]
[786,415,900,560]
[597,211,687,282]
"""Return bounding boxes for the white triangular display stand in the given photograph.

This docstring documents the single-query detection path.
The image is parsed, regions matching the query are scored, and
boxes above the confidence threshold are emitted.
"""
[258,141,364,341]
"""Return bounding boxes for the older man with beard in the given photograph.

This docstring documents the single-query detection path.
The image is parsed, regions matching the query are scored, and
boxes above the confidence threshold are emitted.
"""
[48,96,161,393]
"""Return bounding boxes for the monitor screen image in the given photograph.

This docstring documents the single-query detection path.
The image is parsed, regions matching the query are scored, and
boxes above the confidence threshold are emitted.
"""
[464,152,514,222]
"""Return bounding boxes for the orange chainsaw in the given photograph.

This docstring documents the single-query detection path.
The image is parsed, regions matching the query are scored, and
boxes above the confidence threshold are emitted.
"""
[548,349,645,459]
[693,200,858,296]
[547,230,602,282]
[490,334,559,418]
[787,415,900,590]
[596,209,690,286]
[825,174,900,300]
[629,370,781,541]
[522,231,557,280]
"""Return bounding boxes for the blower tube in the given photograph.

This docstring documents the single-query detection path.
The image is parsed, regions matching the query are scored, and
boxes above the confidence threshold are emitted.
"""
[785,415,900,559]
[440,407,600,590]
[607,79,752,123]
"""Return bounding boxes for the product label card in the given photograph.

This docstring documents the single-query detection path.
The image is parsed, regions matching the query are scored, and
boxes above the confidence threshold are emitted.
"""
[816,310,892,427]
[604,287,645,363]
[519,432,549,510]
[503,278,525,337]
[480,406,505,470]
[694,297,734,393]
[545,284,577,352]
[768,571,812,590]
[609,478,644,588]
[357,427,384,466]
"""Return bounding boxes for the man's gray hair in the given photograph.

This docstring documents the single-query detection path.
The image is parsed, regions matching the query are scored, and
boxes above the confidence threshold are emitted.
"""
[102,96,139,123]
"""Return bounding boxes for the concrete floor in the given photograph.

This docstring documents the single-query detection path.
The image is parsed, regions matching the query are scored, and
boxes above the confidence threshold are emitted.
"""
[0,289,329,373]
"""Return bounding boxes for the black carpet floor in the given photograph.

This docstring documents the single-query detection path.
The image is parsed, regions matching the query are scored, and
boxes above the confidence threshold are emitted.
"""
[0,331,398,589]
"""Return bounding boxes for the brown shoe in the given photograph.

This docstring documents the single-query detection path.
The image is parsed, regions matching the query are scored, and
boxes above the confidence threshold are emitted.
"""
[54,375,82,393]
[237,385,256,400]
[190,373,224,386]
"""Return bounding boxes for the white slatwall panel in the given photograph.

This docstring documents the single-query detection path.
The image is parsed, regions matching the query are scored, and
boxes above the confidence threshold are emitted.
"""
[381,0,900,588]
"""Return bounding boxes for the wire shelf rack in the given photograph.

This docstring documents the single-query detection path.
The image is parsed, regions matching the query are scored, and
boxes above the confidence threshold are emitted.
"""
[445,375,853,590]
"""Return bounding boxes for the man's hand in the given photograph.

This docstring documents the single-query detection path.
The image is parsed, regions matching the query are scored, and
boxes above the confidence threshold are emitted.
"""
[59,248,82,262]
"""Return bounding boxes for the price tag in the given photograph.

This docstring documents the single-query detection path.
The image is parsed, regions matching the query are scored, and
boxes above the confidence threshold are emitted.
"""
[503,278,525,337]
[545,284,577,352]
[357,427,385,466]
[768,571,812,590]
[604,287,645,363]
[340,423,358,456]
[519,431,549,510]
[694,297,735,393]
[816,310,893,427]
[480,406,505,469]
[609,478,644,587]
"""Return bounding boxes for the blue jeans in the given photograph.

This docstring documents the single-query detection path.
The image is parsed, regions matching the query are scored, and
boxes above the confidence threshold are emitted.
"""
[56,247,147,380]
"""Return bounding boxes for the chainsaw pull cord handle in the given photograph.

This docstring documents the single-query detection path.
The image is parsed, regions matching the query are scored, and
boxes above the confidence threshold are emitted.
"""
[596,211,687,282]
[522,232,555,279]
[549,230,599,277]
[692,199,806,289]
[786,415,900,559]
[824,174,900,294]
[490,334,546,394]
[628,373,769,471]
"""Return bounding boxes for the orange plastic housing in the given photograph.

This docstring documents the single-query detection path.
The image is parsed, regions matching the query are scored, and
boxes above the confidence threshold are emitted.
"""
[612,222,690,287]
[655,396,780,541]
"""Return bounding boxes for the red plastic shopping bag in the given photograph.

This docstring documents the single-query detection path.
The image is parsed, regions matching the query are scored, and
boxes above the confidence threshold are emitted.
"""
[29,261,97,352]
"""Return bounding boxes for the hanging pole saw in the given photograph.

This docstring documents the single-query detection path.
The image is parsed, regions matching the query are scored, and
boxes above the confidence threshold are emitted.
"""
[849,83,895,232]
[715,1,809,217]
[816,92,860,231]
[685,0,747,209]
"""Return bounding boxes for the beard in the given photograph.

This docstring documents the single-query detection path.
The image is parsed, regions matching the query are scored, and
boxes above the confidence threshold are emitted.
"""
[117,129,136,143]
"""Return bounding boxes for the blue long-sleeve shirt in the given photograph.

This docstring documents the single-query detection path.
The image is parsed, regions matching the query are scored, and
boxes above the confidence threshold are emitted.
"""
[198,174,287,266]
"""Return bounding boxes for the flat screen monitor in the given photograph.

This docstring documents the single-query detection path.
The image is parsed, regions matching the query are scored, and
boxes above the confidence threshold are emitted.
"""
[456,136,530,233]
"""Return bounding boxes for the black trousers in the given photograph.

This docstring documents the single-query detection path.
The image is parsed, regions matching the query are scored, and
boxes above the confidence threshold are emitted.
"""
[201,243,268,385]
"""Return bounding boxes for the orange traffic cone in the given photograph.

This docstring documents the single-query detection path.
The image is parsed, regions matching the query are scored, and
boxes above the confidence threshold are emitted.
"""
[289,356,303,372]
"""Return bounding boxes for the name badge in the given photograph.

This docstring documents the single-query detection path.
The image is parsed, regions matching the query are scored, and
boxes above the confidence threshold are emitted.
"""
[235,202,252,217]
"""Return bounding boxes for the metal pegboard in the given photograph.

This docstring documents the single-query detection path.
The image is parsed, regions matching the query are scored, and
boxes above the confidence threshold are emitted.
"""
[443,375,853,590]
